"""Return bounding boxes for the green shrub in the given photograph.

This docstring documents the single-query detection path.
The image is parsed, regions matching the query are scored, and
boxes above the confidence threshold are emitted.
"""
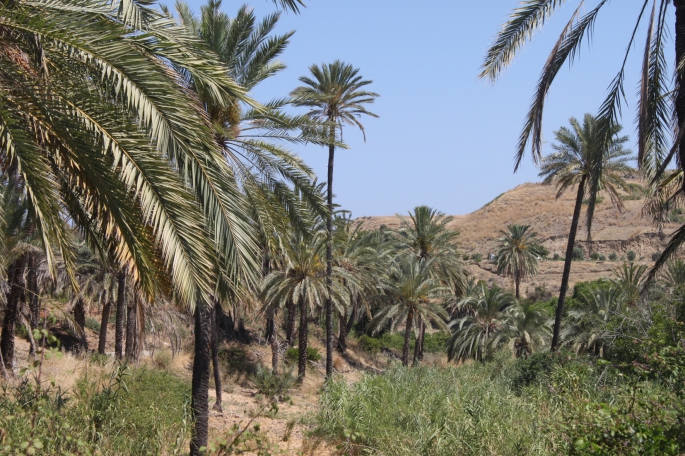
[572,246,584,261]
[598,254,606,261]
[357,334,381,354]
[0,365,191,455]
[626,250,636,261]
[553,253,561,261]
[608,252,618,261]
[590,252,600,261]
[422,331,449,353]
[472,253,483,263]
[218,346,258,375]
[85,317,101,333]
[153,349,173,369]
[379,331,410,351]
[285,346,322,364]
[250,365,295,398]
[462,254,470,261]
[652,251,662,262]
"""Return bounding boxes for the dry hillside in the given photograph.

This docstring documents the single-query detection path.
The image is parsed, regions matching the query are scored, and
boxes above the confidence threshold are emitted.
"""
[357,179,679,295]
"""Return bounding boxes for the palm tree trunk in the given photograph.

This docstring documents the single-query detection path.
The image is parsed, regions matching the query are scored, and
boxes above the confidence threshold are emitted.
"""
[298,299,308,380]
[402,309,414,367]
[98,298,112,355]
[418,319,426,361]
[551,175,586,351]
[266,312,279,374]
[125,294,136,360]
[211,303,222,412]
[676,0,685,185]
[325,131,335,379]
[74,298,88,352]
[114,269,126,359]
[337,309,348,354]
[515,274,521,300]
[1,255,26,372]
[27,254,39,331]
[285,299,296,346]
[190,303,211,456]
[412,315,422,366]
[346,305,357,333]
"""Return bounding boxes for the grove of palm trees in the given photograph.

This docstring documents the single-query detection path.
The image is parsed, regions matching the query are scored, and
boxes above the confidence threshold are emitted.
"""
[1,1,685,455]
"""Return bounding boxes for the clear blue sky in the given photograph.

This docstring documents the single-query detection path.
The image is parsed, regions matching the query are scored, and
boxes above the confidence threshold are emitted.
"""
[181,0,669,217]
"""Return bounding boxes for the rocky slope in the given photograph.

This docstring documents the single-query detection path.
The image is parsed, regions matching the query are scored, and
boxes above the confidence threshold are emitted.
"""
[356,179,678,294]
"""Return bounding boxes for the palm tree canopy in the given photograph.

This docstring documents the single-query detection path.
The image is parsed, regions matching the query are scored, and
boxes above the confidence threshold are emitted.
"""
[538,114,634,240]
[481,1,672,180]
[495,224,541,283]
[290,60,379,140]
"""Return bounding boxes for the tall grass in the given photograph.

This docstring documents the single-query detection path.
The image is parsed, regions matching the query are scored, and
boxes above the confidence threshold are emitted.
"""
[312,353,681,455]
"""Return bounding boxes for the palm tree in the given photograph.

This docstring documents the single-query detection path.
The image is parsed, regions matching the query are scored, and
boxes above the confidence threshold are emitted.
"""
[261,230,357,380]
[395,205,462,360]
[481,1,674,181]
[561,285,626,356]
[369,256,448,366]
[446,282,516,362]
[495,224,542,299]
[504,302,550,358]
[538,114,633,351]
[291,61,379,378]
[612,262,649,305]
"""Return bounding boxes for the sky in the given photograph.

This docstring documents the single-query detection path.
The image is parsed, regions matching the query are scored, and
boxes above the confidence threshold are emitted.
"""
[182,0,671,217]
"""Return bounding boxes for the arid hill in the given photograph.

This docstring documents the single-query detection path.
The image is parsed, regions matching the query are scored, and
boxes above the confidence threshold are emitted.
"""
[356,179,679,295]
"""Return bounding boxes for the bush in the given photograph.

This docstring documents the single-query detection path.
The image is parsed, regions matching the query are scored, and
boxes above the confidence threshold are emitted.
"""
[590,252,600,261]
[285,346,322,364]
[153,349,173,369]
[250,365,295,398]
[472,253,483,263]
[218,346,258,375]
[627,250,636,261]
[572,246,584,261]
[608,252,617,261]
[598,254,606,261]
[553,253,561,261]
[357,334,381,354]
[0,365,192,455]
[422,331,450,353]
[652,251,662,262]
[462,254,470,261]
[85,317,101,333]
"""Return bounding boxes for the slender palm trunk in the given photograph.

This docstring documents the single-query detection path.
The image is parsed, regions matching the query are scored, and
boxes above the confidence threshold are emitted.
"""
[266,312,279,374]
[297,300,308,380]
[285,299,296,346]
[551,175,586,351]
[125,294,136,360]
[402,309,414,367]
[190,303,211,456]
[98,297,112,355]
[412,315,422,366]
[211,303,222,412]
[676,0,685,186]
[346,305,357,333]
[27,254,39,356]
[114,270,126,359]
[337,309,347,354]
[27,254,39,331]
[325,127,335,379]
[418,319,426,361]
[515,274,521,300]
[1,255,26,371]
[74,298,88,352]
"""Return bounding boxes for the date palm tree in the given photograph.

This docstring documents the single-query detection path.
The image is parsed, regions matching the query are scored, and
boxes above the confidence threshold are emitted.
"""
[504,301,550,358]
[291,61,379,378]
[394,205,462,361]
[369,256,448,367]
[261,229,357,380]
[446,282,516,363]
[495,224,542,299]
[539,114,633,351]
